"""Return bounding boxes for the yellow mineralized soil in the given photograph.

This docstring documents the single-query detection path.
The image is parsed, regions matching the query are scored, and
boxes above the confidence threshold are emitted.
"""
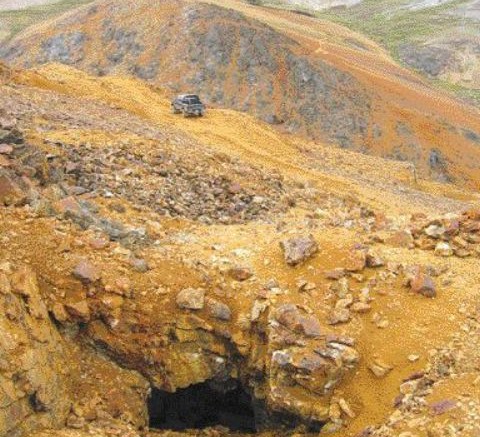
[2,62,480,437]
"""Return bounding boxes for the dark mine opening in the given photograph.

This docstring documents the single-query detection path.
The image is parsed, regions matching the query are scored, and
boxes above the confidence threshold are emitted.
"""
[148,379,257,433]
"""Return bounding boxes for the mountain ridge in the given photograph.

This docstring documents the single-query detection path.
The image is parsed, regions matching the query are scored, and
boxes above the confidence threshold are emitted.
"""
[3,0,480,189]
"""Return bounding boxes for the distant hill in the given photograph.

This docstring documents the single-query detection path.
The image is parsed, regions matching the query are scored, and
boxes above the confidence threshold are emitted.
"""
[0,0,92,43]
[271,0,480,106]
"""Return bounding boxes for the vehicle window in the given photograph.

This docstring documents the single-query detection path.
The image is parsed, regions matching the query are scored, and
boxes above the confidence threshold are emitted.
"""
[186,96,200,104]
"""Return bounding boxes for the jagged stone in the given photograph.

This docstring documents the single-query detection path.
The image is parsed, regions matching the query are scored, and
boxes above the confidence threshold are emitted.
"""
[72,260,100,283]
[176,288,205,310]
[0,173,26,206]
[280,235,319,266]
[368,359,393,378]
[409,269,436,298]
[228,266,253,281]
[206,298,232,321]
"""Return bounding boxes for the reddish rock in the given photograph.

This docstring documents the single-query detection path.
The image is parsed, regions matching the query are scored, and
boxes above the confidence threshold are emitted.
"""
[228,266,253,281]
[72,260,100,284]
[345,250,366,272]
[275,304,301,330]
[228,183,242,194]
[298,315,322,337]
[89,237,109,250]
[274,304,322,337]
[386,230,414,248]
[54,196,83,215]
[206,298,232,321]
[0,174,26,206]
[324,268,346,280]
[409,270,436,298]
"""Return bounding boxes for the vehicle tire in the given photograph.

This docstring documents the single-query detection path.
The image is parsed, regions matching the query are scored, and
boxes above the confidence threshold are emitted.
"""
[171,106,180,114]
[183,110,189,118]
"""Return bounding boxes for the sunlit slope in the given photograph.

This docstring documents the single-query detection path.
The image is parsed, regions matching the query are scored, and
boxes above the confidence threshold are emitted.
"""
[15,63,478,216]
[2,0,480,188]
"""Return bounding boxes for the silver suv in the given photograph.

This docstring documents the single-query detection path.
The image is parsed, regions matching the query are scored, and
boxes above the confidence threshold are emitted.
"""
[171,94,206,117]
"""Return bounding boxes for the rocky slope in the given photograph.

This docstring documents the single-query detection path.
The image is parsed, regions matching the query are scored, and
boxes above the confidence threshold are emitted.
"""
[2,0,480,189]
[274,0,480,104]
[1,57,480,437]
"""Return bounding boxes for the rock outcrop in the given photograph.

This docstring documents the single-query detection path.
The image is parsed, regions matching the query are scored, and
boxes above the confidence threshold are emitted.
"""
[0,266,71,436]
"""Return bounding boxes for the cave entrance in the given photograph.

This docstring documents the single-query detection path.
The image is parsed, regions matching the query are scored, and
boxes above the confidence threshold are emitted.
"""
[148,379,257,433]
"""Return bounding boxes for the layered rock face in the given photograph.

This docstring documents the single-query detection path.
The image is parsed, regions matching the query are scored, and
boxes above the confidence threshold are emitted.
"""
[0,266,71,436]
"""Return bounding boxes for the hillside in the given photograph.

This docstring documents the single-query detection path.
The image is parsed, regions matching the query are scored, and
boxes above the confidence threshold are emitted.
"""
[271,0,480,105]
[1,57,480,437]
[0,0,92,42]
[1,1,480,437]
[2,0,480,189]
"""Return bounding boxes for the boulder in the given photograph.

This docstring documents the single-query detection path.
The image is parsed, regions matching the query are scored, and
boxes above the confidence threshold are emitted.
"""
[386,230,414,248]
[280,235,319,266]
[0,174,26,206]
[206,298,232,321]
[176,288,205,310]
[274,303,322,337]
[228,266,253,281]
[345,249,367,272]
[72,260,100,284]
[409,269,436,298]
[434,242,453,257]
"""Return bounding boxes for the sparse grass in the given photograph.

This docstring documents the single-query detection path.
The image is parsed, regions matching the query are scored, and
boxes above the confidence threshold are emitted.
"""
[315,0,470,52]
[434,78,480,106]
[0,0,93,42]
[263,0,480,105]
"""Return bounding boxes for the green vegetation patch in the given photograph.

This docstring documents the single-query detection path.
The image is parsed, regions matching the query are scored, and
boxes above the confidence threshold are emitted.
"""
[0,0,93,42]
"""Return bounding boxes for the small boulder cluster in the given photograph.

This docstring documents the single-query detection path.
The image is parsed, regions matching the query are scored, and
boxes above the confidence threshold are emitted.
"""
[409,210,480,258]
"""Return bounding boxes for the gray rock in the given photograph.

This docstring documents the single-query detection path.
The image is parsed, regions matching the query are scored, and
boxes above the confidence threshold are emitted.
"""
[176,288,205,310]
[280,235,319,266]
